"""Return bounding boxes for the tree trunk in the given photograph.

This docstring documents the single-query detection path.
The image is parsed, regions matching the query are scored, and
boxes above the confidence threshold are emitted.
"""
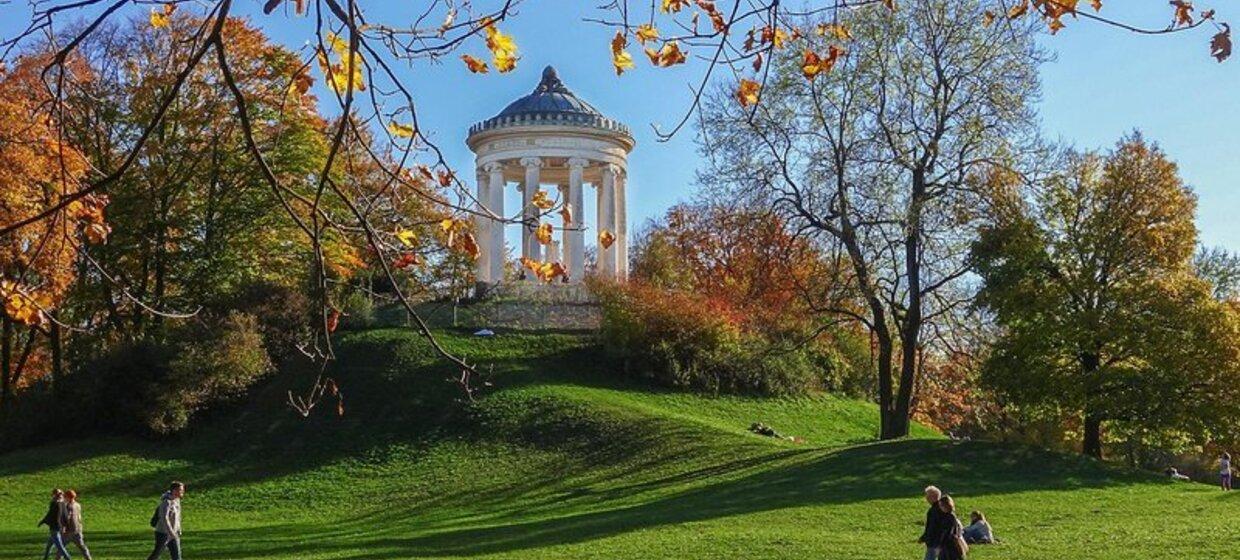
[1,317,11,414]
[50,323,63,399]
[888,171,927,440]
[1080,351,1104,459]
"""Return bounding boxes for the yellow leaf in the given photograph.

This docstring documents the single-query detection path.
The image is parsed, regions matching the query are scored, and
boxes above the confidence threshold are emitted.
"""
[662,0,690,13]
[387,121,416,138]
[536,223,553,245]
[532,189,554,210]
[599,230,616,249]
[485,20,519,73]
[149,4,176,28]
[461,54,489,73]
[635,24,660,44]
[736,79,760,107]
[613,50,635,75]
[395,229,418,247]
[651,42,687,67]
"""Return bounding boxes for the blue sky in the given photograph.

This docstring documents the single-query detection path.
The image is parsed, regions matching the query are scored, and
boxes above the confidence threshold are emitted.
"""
[3,2,1236,250]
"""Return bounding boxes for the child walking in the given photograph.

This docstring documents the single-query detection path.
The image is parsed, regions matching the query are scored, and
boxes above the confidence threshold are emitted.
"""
[1221,453,1232,491]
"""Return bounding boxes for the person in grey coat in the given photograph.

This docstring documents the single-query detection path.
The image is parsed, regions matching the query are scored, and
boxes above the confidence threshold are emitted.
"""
[147,482,185,560]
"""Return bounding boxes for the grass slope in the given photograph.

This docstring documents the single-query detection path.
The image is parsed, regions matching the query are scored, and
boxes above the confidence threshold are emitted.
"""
[0,329,1236,559]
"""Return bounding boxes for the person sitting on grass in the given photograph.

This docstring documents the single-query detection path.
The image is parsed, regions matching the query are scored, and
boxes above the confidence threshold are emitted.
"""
[38,488,71,560]
[962,510,995,544]
[1164,467,1191,482]
[936,495,968,560]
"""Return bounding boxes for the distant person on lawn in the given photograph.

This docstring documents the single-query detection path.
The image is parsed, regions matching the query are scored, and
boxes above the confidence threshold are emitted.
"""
[962,510,995,544]
[1221,453,1232,491]
[57,489,93,560]
[38,488,72,560]
[935,495,968,560]
[147,481,185,560]
[917,485,953,560]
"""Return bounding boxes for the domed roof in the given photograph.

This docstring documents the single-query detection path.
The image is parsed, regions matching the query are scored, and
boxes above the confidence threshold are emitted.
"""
[497,66,603,118]
[468,66,630,138]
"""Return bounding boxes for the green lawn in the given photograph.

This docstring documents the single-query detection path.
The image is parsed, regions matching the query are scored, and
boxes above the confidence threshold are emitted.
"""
[1,329,1236,559]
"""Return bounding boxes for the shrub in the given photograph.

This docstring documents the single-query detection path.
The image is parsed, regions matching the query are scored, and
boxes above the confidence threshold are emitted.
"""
[596,282,819,396]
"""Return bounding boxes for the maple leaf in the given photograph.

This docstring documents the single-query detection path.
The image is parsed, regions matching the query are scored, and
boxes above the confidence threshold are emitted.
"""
[84,222,111,245]
[387,121,416,139]
[1170,1,1194,27]
[599,230,617,249]
[1211,24,1232,62]
[326,309,340,333]
[817,23,852,41]
[458,232,480,259]
[648,42,687,67]
[635,24,660,44]
[752,52,763,73]
[801,50,823,80]
[149,4,176,28]
[532,189,554,210]
[437,170,454,187]
[395,229,418,247]
[559,203,573,225]
[1008,0,1029,19]
[461,54,489,73]
[1091,0,1103,11]
[483,18,519,73]
[393,252,422,269]
[662,0,691,13]
[536,223,554,245]
[982,10,996,27]
[611,32,635,75]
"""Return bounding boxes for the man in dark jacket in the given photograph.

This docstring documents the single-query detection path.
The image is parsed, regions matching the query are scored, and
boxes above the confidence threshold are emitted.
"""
[917,485,952,560]
[38,488,71,560]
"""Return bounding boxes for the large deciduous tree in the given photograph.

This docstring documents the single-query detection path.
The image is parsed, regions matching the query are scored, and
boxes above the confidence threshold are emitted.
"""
[697,0,1041,439]
[973,134,1240,459]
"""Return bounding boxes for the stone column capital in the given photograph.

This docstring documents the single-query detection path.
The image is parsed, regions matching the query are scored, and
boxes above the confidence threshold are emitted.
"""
[602,163,623,178]
[519,156,543,168]
[566,157,589,170]
[482,161,505,174]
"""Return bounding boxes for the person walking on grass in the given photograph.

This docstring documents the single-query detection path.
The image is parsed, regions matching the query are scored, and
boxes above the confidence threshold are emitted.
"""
[38,488,72,560]
[147,481,185,560]
[58,490,92,560]
[917,485,952,560]
[1221,453,1233,491]
[935,495,968,560]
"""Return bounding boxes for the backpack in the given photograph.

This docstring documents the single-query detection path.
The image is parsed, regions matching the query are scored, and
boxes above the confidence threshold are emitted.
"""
[150,503,160,528]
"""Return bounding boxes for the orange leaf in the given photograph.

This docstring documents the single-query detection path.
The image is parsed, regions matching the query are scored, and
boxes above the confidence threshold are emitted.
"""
[599,230,616,249]
[461,54,489,73]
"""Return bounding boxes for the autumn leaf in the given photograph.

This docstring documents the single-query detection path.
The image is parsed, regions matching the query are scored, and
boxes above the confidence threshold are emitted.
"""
[395,229,418,247]
[483,17,519,73]
[635,24,660,44]
[458,232,480,259]
[611,31,635,75]
[1170,0,1194,27]
[696,0,727,32]
[1008,0,1029,19]
[760,26,789,49]
[752,52,763,72]
[599,229,617,249]
[318,32,365,94]
[149,4,176,28]
[646,41,687,67]
[662,0,691,13]
[387,121,416,138]
[982,10,996,27]
[536,223,554,245]
[1091,0,1103,11]
[531,189,554,210]
[461,54,489,73]
[559,203,573,225]
[393,252,423,269]
[326,309,340,332]
[84,222,111,245]
[882,0,898,10]
[437,169,454,187]
[1211,24,1232,62]
[816,23,852,41]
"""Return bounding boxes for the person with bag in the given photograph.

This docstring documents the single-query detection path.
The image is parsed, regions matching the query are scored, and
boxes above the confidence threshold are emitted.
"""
[58,490,93,560]
[147,481,185,560]
[38,488,72,560]
[917,486,952,560]
[935,495,968,560]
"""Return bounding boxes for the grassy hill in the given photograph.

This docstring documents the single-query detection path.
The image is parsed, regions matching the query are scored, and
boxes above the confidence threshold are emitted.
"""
[0,329,1236,559]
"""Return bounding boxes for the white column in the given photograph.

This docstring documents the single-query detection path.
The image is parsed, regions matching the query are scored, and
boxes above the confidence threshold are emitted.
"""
[567,158,587,282]
[556,183,570,266]
[598,164,618,279]
[520,157,542,274]
[474,167,491,284]
[616,168,628,281]
[485,162,505,283]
